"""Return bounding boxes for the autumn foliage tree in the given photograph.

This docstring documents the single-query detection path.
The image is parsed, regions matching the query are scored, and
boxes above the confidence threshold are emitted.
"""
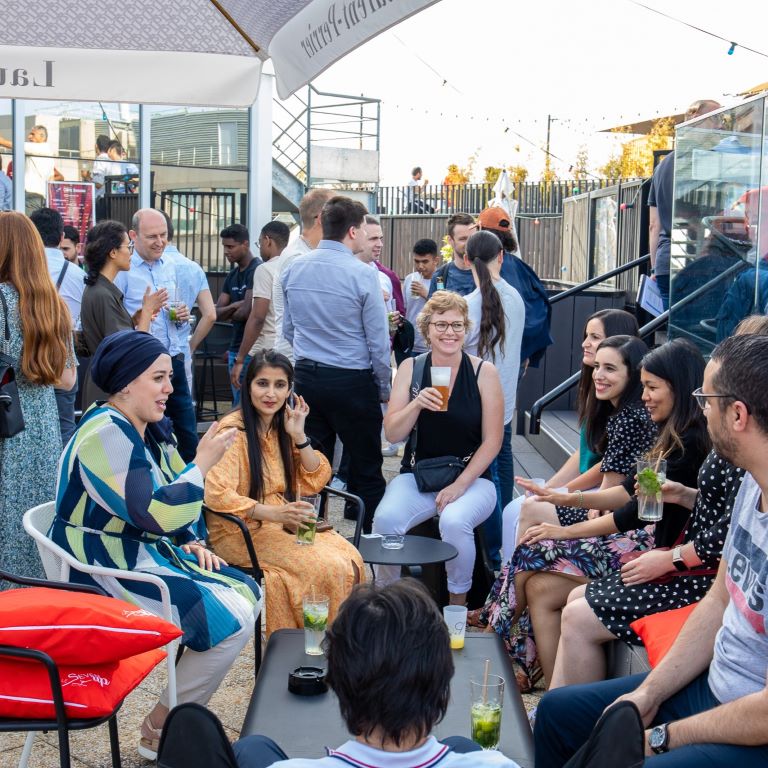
[599,117,674,178]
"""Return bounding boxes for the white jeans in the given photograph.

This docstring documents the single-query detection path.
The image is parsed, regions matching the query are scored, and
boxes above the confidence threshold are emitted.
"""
[501,495,524,564]
[159,595,257,708]
[372,473,496,594]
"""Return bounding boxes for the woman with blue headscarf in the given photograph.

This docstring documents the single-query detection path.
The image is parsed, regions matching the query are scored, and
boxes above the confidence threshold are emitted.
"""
[48,330,262,760]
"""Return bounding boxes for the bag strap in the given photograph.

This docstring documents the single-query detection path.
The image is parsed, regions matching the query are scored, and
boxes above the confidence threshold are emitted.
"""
[0,287,11,355]
[408,353,429,467]
[56,260,70,291]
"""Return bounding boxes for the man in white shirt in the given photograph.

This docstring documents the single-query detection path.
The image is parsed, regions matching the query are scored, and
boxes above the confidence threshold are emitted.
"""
[403,238,440,355]
[0,125,63,214]
[230,220,291,388]
[272,188,334,362]
[231,580,519,767]
[30,207,84,444]
[84,135,121,219]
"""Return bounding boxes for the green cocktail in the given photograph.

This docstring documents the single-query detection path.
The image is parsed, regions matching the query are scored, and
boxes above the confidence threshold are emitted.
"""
[296,518,317,545]
[471,702,502,749]
[303,596,329,655]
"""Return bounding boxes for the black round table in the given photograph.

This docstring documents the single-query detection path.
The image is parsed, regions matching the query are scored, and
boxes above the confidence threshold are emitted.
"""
[357,534,458,566]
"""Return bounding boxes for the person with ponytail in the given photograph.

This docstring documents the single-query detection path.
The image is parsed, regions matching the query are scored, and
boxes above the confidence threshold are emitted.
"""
[0,211,77,580]
[79,219,165,407]
[464,229,525,569]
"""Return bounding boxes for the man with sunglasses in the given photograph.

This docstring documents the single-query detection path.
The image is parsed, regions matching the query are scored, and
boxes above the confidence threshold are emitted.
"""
[535,333,768,767]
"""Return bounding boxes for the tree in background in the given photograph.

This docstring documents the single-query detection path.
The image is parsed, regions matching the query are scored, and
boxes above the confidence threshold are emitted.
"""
[598,117,674,178]
[573,146,590,180]
[443,163,470,185]
[508,165,529,183]
[484,166,503,186]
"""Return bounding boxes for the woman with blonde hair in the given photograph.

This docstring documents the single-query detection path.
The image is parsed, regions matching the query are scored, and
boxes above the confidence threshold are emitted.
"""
[372,291,504,605]
[0,211,76,579]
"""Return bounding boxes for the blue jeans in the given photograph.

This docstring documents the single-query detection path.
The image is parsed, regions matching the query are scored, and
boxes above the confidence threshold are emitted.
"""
[54,381,78,447]
[656,273,670,311]
[227,351,252,406]
[167,354,199,463]
[535,672,768,767]
[485,421,513,570]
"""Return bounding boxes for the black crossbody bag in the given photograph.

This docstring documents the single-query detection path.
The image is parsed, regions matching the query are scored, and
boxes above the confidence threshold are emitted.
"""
[407,353,474,493]
[0,288,25,438]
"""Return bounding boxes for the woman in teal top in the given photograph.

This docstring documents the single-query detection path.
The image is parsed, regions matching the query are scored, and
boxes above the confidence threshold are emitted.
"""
[49,330,262,760]
[497,309,640,563]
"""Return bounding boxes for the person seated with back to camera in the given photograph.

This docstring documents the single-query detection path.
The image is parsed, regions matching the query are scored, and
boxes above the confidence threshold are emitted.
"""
[204,349,364,635]
[371,291,504,607]
[232,579,520,767]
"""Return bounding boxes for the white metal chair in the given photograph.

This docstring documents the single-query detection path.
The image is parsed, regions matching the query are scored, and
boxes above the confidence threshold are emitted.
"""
[22,502,179,707]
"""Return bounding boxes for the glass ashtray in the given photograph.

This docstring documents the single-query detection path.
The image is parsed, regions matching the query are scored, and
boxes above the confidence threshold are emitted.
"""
[381,534,405,550]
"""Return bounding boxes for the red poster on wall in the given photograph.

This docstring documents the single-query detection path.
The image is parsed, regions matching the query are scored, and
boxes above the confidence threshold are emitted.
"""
[47,181,95,246]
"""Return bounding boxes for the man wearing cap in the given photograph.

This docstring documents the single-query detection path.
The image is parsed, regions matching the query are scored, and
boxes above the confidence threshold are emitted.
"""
[427,212,477,297]
[477,206,552,372]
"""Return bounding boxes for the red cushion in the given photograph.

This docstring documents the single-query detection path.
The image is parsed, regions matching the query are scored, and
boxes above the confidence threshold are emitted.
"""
[0,587,181,665]
[0,648,165,719]
[630,603,697,667]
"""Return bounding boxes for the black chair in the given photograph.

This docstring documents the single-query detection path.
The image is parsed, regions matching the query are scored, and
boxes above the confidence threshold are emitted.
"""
[195,321,233,421]
[0,570,122,768]
[202,486,365,679]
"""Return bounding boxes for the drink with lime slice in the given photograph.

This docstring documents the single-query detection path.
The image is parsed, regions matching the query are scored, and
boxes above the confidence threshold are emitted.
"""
[470,702,502,749]
[303,595,329,655]
[637,459,667,522]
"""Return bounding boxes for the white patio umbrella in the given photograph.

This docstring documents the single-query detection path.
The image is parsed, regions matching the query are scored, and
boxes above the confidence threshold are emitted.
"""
[1,0,440,106]
[488,169,521,255]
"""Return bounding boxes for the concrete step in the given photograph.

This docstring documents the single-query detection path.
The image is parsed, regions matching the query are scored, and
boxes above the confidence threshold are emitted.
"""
[523,410,579,475]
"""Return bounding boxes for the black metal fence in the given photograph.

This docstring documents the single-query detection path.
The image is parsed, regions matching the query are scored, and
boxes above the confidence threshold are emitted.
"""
[376,179,623,216]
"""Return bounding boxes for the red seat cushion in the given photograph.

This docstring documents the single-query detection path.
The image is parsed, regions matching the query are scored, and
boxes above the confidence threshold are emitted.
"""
[0,648,165,719]
[630,603,697,667]
[0,587,181,665]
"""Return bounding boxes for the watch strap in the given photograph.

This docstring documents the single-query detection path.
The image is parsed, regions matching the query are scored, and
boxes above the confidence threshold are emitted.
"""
[649,723,670,754]
[672,546,687,572]
[294,438,311,450]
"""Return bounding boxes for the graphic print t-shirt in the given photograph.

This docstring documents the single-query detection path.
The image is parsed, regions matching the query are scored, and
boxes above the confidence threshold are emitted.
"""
[709,472,768,703]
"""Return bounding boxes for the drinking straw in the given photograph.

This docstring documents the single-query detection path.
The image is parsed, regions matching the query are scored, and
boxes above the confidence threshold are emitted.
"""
[483,658,490,704]
[311,584,316,601]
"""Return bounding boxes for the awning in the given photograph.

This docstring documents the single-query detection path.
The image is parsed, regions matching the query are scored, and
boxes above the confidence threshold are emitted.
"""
[1,0,440,106]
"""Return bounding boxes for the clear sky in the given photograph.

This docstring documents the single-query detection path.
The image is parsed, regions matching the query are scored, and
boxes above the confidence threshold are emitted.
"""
[310,0,768,184]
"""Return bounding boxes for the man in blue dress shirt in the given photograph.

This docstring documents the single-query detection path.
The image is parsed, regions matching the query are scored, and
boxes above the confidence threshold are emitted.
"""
[115,208,198,461]
[282,196,391,532]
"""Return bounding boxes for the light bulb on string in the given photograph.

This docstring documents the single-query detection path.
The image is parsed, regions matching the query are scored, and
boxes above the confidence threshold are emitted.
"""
[728,42,736,55]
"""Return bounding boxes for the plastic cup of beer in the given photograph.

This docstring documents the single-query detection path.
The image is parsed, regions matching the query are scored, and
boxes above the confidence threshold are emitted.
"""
[297,495,320,545]
[430,367,451,411]
[470,675,504,750]
[637,459,667,522]
[443,604,467,650]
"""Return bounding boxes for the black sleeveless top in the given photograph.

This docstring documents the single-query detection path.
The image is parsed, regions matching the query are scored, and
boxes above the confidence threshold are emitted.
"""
[401,352,485,474]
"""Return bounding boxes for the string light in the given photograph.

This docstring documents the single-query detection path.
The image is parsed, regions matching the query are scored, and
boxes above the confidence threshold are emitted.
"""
[629,1,768,59]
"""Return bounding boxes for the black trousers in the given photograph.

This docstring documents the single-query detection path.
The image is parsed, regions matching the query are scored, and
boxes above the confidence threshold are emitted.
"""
[294,363,385,533]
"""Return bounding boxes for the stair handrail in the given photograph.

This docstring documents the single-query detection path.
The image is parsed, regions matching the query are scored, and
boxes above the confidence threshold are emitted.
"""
[528,259,747,435]
[549,255,650,305]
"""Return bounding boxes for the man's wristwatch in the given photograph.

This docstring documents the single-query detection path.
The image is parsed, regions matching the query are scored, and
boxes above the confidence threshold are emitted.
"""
[648,723,670,754]
[672,546,687,572]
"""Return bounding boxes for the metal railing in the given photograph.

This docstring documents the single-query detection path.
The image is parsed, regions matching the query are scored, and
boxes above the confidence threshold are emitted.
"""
[528,258,747,435]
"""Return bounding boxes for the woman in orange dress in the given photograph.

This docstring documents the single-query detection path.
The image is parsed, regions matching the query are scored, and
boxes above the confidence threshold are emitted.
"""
[204,349,363,635]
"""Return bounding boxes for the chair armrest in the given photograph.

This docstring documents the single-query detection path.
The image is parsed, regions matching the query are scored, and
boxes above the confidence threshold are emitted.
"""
[0,568,108,596]
[320,486,364,549]
[203,506,263,580]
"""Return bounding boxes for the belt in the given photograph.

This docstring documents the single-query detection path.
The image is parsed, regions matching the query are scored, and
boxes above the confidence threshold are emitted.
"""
[295,359,371,373]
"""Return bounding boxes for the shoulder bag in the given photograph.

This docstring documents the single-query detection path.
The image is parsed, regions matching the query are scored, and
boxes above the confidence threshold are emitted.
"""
[407,353,473,493]
[0,288,25,438]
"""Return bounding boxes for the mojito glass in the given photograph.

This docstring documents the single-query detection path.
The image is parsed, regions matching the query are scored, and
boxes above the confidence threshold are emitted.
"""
[302,594,329,656]
[637,459,667,522]
[470,674,504,750]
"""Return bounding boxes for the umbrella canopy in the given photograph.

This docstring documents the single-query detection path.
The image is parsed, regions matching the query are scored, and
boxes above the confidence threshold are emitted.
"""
[1,0,439,106]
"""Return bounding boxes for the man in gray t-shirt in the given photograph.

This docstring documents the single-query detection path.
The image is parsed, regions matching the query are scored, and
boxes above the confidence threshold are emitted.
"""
[535,334,768,767]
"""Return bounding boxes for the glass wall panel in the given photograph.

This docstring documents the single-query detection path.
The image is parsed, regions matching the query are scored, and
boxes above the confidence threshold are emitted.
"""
[151,107,249,274]
[17,101,140,220]
[669,97,766,354]
[592,192,618,284]
[0,99,11,209]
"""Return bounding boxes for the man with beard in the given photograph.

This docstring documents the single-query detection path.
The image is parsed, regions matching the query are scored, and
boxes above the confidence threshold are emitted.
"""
[428,213,476,297]
[534,333,768,767]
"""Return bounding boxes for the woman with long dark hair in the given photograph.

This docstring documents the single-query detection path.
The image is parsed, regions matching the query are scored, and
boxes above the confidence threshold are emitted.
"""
[464,230,525,568]
[0,211,76,581]
[79,219,164,406]
[473,335,658,690]
[513,339,710,688]
[204,349,363,634]
[502,308,640,559]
